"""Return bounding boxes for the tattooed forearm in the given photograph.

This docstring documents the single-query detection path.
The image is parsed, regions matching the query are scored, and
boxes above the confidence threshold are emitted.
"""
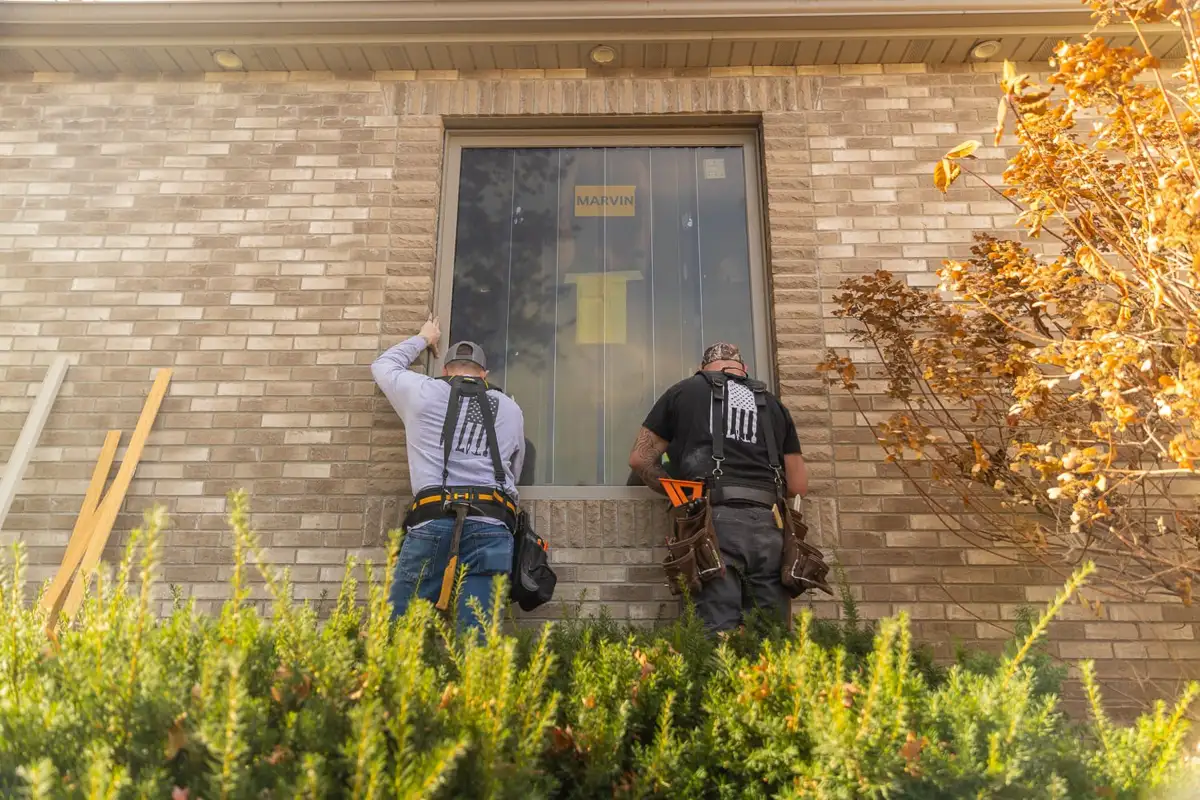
[629,427,670,495]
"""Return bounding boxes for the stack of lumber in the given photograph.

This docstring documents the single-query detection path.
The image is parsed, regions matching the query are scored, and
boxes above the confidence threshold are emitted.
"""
[0,363,173,632]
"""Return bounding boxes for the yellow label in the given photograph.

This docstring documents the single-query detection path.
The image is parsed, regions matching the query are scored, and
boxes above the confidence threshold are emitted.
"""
[564,271,643,344]
[574,185,636,217]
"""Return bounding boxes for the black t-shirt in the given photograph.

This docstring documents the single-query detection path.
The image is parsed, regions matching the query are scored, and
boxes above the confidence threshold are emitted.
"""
[641,372,802,486]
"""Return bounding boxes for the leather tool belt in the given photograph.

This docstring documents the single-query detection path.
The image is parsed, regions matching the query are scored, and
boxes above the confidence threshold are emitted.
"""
[780,502,833,598]
[662,497,724,597]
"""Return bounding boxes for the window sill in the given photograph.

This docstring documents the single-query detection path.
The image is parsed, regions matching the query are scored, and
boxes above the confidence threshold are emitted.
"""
[517,486,662,502]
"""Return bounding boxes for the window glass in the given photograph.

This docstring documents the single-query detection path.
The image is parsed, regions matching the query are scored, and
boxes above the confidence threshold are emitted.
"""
[448,145,758,486]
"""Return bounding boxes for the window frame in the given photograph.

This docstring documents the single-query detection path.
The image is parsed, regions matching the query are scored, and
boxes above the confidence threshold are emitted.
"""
[433,128,773,500]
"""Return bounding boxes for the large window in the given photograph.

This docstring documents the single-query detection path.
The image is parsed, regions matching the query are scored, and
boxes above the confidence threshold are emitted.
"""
[438,134,769,488]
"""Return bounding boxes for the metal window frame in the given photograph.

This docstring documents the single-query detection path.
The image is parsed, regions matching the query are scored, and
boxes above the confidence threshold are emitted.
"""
[434,128,772,500]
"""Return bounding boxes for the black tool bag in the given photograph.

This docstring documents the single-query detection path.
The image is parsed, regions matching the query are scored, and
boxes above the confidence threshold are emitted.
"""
[511,509,557,611]
[430,376,557,611]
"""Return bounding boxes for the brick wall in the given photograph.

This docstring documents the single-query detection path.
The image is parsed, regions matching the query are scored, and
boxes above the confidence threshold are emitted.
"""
[1,64,1196,710]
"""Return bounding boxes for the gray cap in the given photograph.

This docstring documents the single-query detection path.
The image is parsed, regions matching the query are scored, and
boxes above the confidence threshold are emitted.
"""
[445,341,487,370]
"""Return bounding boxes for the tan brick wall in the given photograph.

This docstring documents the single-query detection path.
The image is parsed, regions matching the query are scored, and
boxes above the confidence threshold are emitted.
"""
[1,65,1196,709]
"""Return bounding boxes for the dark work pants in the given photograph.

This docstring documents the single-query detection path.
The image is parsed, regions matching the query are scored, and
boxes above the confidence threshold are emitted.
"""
[693,504,789,633]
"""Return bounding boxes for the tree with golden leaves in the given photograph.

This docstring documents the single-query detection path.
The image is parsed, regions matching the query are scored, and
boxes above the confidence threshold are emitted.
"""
[821,0,1200,602]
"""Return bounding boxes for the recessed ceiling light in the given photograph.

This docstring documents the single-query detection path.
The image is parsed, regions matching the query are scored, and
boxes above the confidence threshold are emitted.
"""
[212,50,244,70]
[971,40,1002,60]
[589,45,617,65]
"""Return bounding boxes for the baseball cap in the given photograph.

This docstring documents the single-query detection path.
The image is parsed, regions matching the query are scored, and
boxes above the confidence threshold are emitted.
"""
[446,341,487,370]
[701,341,744,367]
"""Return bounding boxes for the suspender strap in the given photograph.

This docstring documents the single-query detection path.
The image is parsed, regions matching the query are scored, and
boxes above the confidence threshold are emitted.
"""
[704,370,783,491]
[439,377,506,489]
[440,380,464,487]
[756,388,784,492]
[710,377,725,476]
[472,381,507,486]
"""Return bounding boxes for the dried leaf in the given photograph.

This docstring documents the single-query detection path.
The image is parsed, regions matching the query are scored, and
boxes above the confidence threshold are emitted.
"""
[933,159,961,193]
[165,715,188,759]
[994,98,1009,146]
[900,731,925,761]
[944,140,981,160]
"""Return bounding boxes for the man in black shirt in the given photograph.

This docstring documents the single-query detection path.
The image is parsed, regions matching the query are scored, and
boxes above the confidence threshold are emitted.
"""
[628,342,808,632]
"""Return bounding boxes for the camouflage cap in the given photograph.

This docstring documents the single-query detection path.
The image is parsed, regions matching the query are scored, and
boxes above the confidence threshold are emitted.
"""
[701,342,744,366]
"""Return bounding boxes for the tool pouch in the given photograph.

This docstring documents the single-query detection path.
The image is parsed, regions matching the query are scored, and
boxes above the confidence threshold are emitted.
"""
[780,504,834,598]
[663,499,724,597]
[510,510,557,612]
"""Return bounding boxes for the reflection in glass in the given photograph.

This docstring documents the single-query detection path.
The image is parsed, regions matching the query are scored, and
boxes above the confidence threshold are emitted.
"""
[449,146,756,485]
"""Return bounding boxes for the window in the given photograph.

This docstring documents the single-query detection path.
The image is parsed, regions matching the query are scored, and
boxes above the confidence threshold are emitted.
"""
[438,133,769,488]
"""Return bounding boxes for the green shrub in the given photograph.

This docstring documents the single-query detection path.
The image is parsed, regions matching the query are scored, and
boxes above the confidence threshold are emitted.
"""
[0,490,1196,799]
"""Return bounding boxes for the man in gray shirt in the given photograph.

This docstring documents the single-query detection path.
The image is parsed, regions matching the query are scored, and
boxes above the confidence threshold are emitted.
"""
[371,317,526,633]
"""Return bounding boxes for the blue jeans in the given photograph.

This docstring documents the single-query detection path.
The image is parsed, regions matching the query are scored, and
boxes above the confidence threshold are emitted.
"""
[389,517,514,635]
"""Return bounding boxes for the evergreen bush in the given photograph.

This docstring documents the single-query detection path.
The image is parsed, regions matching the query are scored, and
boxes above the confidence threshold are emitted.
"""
[1,490,1196,799]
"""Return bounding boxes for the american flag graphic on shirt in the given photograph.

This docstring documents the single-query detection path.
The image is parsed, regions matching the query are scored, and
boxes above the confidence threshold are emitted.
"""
[712,380,759,444]
[446,394,502,457]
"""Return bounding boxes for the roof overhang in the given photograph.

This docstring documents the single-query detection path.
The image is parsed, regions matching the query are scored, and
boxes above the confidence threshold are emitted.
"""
[0,0,1181,75]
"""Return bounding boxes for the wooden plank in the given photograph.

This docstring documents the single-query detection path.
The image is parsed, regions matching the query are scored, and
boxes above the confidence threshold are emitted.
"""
[60,369,172,623]
[0,356,69,533]
[40,429,121,630]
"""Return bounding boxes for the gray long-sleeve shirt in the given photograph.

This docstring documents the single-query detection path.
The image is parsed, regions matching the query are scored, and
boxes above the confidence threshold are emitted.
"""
[371,336,525,527]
